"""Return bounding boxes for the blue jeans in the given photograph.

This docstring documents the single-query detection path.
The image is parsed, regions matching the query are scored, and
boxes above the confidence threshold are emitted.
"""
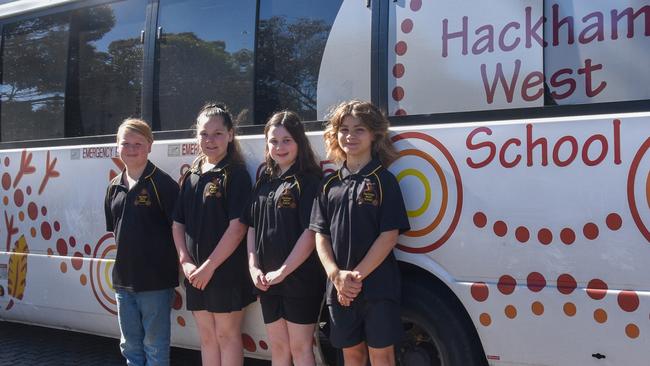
[115,288,174,366]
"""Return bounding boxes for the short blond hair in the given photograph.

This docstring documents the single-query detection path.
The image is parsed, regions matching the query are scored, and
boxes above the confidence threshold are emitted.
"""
[117,118,153,143]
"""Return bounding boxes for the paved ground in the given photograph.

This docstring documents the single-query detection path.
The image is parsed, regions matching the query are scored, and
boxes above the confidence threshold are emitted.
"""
[0,321,269,365]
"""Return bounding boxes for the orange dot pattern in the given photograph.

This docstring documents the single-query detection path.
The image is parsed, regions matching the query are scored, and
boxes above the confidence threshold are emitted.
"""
[531,301,544,316]
[504,305,517,319]
[563,302,577,317]
[625,324,639,339]
[594,308,608,324]
[479,313,491,326]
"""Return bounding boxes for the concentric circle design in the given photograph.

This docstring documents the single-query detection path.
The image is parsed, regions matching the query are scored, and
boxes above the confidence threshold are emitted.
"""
[90,233,117,315]
[628,137,650,243]
[391,132,462,253]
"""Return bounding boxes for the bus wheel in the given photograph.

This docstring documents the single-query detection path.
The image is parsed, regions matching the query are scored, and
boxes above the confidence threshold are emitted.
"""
[397,279,487,366]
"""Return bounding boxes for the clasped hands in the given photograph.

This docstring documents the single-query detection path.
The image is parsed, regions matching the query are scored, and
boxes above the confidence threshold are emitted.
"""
[332,270,362,307]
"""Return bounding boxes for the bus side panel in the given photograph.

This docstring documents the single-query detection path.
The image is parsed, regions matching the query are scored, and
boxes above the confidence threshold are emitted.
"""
[390,114,649,365]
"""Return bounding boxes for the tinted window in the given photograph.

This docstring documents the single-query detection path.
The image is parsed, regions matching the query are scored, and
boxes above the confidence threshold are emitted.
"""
[0,0,146,142]
[1,13,70,141]
[255,0,344,123]
[543,1,650,105]
[65,0,146,137]
[155,0,256,130]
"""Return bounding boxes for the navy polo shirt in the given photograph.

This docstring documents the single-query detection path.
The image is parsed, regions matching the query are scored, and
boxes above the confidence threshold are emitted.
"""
[173,158,252,290]
[104,161,180,292]
[309,158,410,304]
[241,164,325,297]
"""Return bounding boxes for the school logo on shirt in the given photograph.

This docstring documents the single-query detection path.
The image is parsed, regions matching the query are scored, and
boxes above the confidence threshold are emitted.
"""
[357,179,379,206]
[205,177,222,198]
[134,189,152,206]
[277,188,297,208]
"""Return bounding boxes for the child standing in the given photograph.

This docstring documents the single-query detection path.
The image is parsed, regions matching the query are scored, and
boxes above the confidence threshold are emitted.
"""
[309,101,410,366]
[241,111,325,366]
[104,118,179,366]
[172,103,254,366]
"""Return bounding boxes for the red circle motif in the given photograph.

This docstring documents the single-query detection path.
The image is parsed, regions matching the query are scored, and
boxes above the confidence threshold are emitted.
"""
[557,273,577,295]
[617,290,639,312]
[515,226,530,243]
[586,279,608,300]
[537,228,553,245]
[493,221,507,237]
[527,272,546,292]
[560,228,575,245]
[471,282,489,302]
[497,275,516,295]
[473,212,487,228]
[395,41,408,56]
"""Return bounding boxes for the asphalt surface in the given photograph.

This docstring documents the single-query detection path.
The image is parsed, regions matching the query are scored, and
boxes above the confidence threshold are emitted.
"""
[0,321,269,365]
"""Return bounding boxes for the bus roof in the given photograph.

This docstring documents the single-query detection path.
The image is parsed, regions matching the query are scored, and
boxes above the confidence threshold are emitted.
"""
[0,0,80,20]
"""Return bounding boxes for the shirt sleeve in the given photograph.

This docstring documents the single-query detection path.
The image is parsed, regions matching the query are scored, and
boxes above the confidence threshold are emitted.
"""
[379,172,411,234]
[172,175,188,225]
[226,166,252,221]
[157,173,180,226]
[309,178,330,235]
[104,185,114,232]
[298,174,319,231]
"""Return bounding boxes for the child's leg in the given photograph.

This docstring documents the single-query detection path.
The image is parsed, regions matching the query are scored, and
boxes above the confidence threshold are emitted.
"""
[364,300,401,366]
[266,318,291,366]
[342,342,369,366]
[286,321,317,366]
[368,345,395,366]
[214,310,245,366]
[193,310,220,365]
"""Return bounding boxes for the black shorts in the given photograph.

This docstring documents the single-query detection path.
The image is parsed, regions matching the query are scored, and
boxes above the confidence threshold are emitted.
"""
[259,293,323,325]
[328,298,402,349]
[185,278,255,313]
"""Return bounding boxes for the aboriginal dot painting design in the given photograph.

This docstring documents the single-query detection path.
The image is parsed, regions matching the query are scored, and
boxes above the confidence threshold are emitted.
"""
[469,275,644,340]
[390,132,462,253]
[472,211,623,245]
[390,0,422,116]
[1,151,60,310]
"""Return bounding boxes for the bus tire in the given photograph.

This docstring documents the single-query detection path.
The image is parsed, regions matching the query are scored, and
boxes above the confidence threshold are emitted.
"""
[398,278,487,366]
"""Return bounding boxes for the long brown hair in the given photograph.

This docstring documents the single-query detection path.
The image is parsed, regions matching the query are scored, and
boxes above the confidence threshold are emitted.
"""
[264,111,321,178]
[192,102,245,168]
[323,100,398,166]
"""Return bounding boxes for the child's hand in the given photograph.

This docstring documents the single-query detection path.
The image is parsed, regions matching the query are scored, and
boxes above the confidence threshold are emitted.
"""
[264,268,286,286]
[188,263,215,290]
[332,270,362,301]
[249,266,269,291]
[181,262,197,279]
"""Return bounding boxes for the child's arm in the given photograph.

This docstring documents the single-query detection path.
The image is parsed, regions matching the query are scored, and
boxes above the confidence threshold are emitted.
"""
[316,232,362,305]
[265,229,316,285]
[188,219,247,290]
[247,227,269,291]
[172,221,197,279]
[353,229,400,280]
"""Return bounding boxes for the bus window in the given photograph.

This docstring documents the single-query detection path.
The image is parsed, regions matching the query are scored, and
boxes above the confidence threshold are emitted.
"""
[387,0,544,116]
[0,13,70,142]
[256,0,361,124]
[65,0,147,137]
[543,1,650,105]
[0,0,147,142]
[154,0,256,129]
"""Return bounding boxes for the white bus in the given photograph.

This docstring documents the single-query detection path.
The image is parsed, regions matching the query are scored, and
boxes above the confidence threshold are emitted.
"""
[1,0,649,365]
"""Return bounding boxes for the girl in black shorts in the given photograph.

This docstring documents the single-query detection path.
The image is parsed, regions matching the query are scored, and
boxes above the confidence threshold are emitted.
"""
[242,111,324,366]
[310,101,410,366]
[172,103,254,365]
